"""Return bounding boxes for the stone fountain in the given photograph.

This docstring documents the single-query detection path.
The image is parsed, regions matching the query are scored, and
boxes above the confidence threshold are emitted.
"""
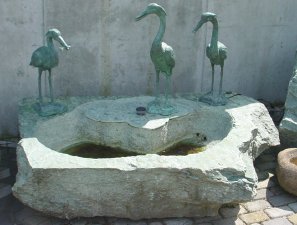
[12,6,279,220]
[13,94,279,219]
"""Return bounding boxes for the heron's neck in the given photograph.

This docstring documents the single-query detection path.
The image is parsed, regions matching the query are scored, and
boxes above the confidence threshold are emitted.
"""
[46,37,55,50]
[210,19,218,51]
[153,14,166,46]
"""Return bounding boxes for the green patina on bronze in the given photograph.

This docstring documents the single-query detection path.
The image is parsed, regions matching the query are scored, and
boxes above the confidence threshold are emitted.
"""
[193,12,228,106]
[136,3,176,116]
[30,28,71,116]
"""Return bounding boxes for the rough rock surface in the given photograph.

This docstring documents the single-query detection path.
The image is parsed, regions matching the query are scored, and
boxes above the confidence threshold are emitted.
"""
[13,95,279,219]
[276,148,297,196]
[280,55,297,147]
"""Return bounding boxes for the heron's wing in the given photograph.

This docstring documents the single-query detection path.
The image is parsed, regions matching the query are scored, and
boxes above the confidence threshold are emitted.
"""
[30,47,50,67]
[218,42,227,60]
[30,47,43,67]
[30,47,58,70]
[162,42,175,69]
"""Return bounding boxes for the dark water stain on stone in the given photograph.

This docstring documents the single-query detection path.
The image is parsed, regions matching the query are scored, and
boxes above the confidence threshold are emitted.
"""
[290,157,297,166]
[62,143,138,158]
[158,143,205,156]
[62,142,205,159]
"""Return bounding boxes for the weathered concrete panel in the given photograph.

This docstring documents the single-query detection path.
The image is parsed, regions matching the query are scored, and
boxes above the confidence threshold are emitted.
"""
[0,0,43,136]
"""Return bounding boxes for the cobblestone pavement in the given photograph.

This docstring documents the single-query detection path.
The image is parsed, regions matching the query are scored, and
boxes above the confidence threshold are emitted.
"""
[0,143,297,225]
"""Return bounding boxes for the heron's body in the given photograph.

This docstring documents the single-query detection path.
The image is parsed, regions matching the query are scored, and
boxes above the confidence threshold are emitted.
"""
[150,42,175,76]
[30,45,59,71]
[206,42,227,66]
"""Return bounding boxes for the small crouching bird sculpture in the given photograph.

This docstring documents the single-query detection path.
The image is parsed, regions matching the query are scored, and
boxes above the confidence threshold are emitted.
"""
[193,12,228,106]
[136,3,176,116]
[30,28,71,116]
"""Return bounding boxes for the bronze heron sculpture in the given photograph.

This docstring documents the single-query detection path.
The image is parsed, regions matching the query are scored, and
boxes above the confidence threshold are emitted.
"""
[193,12,227,105]
[136,3,176,115]
[30,28,70,104]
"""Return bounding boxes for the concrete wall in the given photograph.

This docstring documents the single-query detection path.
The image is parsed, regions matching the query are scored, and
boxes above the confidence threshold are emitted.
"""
[1,0,297,137]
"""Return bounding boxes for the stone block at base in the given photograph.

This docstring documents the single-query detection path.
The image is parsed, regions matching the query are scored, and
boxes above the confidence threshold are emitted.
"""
[13,95,279,219]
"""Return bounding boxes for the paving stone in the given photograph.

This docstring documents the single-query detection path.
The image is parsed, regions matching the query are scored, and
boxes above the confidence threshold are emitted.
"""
[212,217,245,225]
[241,199,271,212]
[268,194,297,207]
[239,211,269,224]
[164,218,193,225]
[262,217,293,225]
[288,213,297,225]
[264,206,294,218]
[257,171,270,181]
[254,188,273,200]
[219,205,247,218]
[289,203,297,213]
[269,185,287,195]
[257,178,276,189]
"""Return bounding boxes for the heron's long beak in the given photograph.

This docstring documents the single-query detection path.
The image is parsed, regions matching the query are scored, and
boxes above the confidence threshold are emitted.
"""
[135,10,148,21]
[56,35,71,50]
[192,20,205,33]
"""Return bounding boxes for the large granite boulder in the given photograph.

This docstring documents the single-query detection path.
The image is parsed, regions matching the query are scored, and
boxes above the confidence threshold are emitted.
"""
[13,95,279,219]
[280,54,297,147]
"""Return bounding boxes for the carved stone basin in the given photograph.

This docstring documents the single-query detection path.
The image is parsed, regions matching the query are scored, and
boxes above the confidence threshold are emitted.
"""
[13,95,279,219]
[276,148,297,196]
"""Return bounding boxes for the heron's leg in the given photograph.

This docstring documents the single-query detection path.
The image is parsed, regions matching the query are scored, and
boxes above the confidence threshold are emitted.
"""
[165,75,170,104]
[48,69,54,103]
[155,70,160,99]
[219,63,224,95]
[211,64,215,94]
[38,68,43,104]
